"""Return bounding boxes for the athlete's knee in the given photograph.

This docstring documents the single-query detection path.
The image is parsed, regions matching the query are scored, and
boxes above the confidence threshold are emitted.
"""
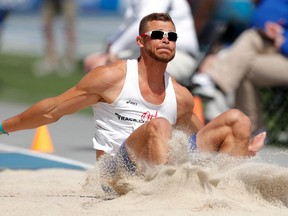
[146,117,172,137]
[226,109,251,133]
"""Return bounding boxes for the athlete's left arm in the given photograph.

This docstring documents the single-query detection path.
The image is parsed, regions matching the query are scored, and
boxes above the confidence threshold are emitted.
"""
[0,64,118,134]
[173,81,203,134]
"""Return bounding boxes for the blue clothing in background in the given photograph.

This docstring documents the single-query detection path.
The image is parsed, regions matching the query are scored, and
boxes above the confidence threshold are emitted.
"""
[251,0,288,56]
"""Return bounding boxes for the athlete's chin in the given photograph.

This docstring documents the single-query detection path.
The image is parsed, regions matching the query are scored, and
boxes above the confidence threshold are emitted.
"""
[157,55,174,63]
[147,50,175,63]
[154,52,174,61]
[159,58,173,63]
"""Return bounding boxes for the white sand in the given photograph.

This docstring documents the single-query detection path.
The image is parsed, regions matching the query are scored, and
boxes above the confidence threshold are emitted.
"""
[1,132,288,216]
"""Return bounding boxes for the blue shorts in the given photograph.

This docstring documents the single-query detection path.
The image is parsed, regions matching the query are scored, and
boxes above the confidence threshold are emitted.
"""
[100,142,136,176]
[189,132,198,152]
[117,142,136,173]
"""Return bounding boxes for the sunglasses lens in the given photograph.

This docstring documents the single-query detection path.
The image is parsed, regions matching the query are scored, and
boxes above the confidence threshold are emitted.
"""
[150,31,164,40]
[168,32,177,42]
[147,31,177,41]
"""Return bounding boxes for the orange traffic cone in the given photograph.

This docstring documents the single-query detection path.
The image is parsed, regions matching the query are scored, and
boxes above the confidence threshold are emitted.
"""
[193,96,205,126]
[31,125,54,153]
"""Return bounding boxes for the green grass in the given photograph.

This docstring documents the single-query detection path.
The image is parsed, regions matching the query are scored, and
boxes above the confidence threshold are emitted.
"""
[0,53,92,115]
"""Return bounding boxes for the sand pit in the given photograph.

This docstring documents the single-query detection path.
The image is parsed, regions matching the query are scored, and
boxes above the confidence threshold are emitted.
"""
[1,158,288,216]
[1,131,288,216]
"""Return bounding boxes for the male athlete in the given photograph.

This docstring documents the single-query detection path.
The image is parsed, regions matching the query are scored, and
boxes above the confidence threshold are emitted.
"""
[0,13,265,170]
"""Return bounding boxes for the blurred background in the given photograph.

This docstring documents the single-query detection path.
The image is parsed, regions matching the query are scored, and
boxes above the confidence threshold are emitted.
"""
[0,0,126,106]
[0,0,127,164]
[0,0,259,109]
[0,0,287,165]
[0,0,126,59]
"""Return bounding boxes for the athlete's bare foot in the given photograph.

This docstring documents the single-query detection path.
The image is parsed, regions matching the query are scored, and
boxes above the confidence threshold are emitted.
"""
[247,132,266,156]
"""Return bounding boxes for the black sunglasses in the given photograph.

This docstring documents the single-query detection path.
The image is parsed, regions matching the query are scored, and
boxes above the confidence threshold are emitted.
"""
[140,30,178,42]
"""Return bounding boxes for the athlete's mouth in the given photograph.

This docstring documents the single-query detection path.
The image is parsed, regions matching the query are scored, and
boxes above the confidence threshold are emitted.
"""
[157,47,172,53]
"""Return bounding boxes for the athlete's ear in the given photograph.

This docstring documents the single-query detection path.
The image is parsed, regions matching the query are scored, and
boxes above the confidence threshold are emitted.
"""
[136,35,144,48]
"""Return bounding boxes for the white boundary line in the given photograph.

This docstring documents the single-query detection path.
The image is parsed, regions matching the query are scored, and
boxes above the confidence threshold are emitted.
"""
[0,142,94,170]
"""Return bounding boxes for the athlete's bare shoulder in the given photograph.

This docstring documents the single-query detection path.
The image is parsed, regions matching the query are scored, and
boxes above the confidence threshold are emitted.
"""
[76,60,127,103]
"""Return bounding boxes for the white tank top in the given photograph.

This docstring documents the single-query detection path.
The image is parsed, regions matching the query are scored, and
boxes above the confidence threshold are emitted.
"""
[92,59,177,155]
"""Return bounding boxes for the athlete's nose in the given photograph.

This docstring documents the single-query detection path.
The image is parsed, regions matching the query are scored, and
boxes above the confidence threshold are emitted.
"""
[162,34,169,43]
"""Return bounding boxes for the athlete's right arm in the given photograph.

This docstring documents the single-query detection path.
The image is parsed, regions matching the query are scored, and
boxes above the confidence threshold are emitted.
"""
[0,61,126,134]
[173,80,203,134]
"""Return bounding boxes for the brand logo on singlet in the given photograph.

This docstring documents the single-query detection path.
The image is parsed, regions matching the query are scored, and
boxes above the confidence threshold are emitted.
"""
[115,113,145,123]
[126,100,138,106]
[115,110,158,123]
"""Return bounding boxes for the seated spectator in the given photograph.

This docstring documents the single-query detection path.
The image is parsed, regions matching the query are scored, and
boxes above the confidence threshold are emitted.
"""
[191,0,288,132]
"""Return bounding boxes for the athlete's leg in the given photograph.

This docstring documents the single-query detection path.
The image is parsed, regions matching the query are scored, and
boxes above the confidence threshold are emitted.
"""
[125,117,172,165]
[196,109,253,156]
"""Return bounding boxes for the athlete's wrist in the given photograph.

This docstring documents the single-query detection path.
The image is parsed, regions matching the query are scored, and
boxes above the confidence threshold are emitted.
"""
[0,122,9,135]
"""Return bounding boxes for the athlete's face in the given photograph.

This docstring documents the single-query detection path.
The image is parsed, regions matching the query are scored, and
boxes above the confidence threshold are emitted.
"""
[138,20,177,63]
